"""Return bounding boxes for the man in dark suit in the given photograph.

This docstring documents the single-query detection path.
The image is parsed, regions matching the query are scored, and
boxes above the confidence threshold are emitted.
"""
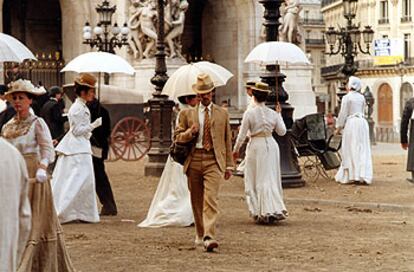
[40,86,67,144]
[0,84,16,131]
[88,98,118,216]
[401,97,414,183]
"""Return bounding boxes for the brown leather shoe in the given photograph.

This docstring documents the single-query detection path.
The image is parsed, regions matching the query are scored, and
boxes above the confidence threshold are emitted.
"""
[203,237,219,252]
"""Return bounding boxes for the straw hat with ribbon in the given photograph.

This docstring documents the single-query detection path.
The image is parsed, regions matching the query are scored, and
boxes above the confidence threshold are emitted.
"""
[192,73,215,94]
[5,79,47,99]
[251,82,271,93]
[74,73,97,89]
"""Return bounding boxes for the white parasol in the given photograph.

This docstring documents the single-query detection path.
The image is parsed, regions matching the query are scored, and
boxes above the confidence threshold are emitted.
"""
[244,41,310,65]
[61,52,135,97]
[0,33,37,62]
[162,61,233,99]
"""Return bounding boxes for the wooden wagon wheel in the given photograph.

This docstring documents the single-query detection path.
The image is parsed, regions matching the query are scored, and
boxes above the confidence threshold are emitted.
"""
[110,117,151,161]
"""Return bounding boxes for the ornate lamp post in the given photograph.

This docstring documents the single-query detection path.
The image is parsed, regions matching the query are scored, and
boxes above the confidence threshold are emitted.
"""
[259,0,305,187]
[363,86,376,145]
[324,0,374,102]
[144,0,175,177]
[82,0,130,83]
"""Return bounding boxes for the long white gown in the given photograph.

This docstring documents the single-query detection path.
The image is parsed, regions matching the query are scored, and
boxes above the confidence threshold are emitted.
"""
[52,98,99,223]
[335,91,373,184]
[138,108,194,228]
[234,103,287,222]
[0,138,31,272]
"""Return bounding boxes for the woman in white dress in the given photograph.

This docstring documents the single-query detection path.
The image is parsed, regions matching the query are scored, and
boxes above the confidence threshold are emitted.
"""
[138,94,198,228]
[335,76,373,184]
[52,73,102,223]
[233,82,288,224]
[1,79,74,271]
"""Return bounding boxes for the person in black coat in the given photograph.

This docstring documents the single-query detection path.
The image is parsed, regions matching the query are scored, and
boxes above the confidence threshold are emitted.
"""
[400,97,414,183]
[0,84,16,131]
[40,86,67,144]
[88,98,118,215]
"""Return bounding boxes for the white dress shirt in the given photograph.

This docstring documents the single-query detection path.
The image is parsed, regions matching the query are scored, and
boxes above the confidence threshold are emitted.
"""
[195,103,212,149]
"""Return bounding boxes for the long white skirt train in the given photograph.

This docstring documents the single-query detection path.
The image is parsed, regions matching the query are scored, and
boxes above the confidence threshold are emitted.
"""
[244,136,287,221]
[138,156,194,228]
[52,154,99,223]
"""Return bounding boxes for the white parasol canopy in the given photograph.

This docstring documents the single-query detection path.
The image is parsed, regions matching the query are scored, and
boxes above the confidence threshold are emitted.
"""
[61,52,135,75]
[0,33,37,62]
[244,41,310,65]
[162,61,233,99]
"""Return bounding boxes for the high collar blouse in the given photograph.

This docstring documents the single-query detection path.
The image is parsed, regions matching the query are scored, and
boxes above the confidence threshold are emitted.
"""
[1,113,55,166]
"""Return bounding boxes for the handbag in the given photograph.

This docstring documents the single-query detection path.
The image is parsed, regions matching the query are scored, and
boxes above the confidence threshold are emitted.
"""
[170,138,196,165]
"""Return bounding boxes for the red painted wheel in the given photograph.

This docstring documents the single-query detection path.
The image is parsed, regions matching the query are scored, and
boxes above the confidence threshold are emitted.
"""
[110,117,151,161]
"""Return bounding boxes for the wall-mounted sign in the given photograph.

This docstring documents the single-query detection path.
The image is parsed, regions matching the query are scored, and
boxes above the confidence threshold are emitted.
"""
[373,38,404,66]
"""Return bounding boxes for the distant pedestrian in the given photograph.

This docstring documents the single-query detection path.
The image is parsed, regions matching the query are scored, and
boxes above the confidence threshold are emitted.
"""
[400,96,414,183]
[40,86,67,145]
[0,84,16,130]
[87,98,118,216]
[335,76,373,185]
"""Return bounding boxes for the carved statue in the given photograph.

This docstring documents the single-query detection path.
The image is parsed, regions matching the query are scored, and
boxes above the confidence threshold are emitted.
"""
[165,1,188,58]
[279,0,303,46]
[127,0,188,60]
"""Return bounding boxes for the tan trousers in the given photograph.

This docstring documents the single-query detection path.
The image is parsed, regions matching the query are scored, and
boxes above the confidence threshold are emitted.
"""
[187,149,222,240]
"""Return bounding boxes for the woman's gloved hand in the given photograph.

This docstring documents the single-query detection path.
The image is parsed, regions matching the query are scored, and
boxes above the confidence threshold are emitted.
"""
[91,117,102,129]
[35,168,48,183]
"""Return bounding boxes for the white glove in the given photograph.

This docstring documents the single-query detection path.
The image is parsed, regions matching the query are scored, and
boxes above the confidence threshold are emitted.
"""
[91,117,102,129]
[35,168,48,183]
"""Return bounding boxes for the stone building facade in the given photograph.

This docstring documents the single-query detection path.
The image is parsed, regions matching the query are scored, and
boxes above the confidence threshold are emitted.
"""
[321,0,414,142]
[0,0,317,114]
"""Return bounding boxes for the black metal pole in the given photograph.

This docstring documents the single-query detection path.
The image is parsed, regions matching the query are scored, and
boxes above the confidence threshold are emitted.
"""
[259,0,305,187]
[144,0,175,177]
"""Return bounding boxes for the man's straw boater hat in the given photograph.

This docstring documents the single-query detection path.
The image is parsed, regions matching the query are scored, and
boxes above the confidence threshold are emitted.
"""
[192,73,215,94]
[74,73,97,89]
[5,79,47,98]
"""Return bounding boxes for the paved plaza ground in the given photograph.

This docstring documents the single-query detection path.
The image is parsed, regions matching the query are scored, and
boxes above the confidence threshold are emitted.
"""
[63,143,414,272]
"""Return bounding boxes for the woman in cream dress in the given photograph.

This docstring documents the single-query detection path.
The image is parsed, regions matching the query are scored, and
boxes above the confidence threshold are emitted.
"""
[233,82,288,224]
[52,73,102,223]
[335,76,373,184]
[138,94,198,228]
[1,79,74,271]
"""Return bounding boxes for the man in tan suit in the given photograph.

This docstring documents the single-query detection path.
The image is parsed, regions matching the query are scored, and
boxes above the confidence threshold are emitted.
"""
[174,73,234,252]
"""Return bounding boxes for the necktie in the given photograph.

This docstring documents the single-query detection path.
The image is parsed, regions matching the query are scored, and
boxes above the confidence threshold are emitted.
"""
[203,107,212,151]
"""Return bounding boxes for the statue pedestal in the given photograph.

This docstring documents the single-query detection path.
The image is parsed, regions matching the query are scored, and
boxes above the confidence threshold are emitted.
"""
[133,58,187,101]
[281,64,317,119]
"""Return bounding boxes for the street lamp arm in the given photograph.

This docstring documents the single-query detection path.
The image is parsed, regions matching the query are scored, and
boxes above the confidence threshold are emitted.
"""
[357,42,371,55]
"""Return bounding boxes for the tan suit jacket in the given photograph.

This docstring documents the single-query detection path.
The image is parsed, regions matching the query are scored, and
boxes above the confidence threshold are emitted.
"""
[174,103,235,173]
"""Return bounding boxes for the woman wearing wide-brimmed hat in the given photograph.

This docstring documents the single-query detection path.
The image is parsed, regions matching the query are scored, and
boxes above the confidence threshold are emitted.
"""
[1,79,75,271]
[138,93,198,228]
[52,73,102,223]
[335,76,373,184]
[233,82,288,224]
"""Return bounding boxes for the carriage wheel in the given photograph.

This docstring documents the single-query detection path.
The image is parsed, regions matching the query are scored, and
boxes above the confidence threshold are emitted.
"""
[301,156,319,182]
[110,117,151,161]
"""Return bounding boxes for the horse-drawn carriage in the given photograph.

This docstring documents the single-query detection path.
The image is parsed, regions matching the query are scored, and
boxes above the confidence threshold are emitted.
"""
[63,84,152,162]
